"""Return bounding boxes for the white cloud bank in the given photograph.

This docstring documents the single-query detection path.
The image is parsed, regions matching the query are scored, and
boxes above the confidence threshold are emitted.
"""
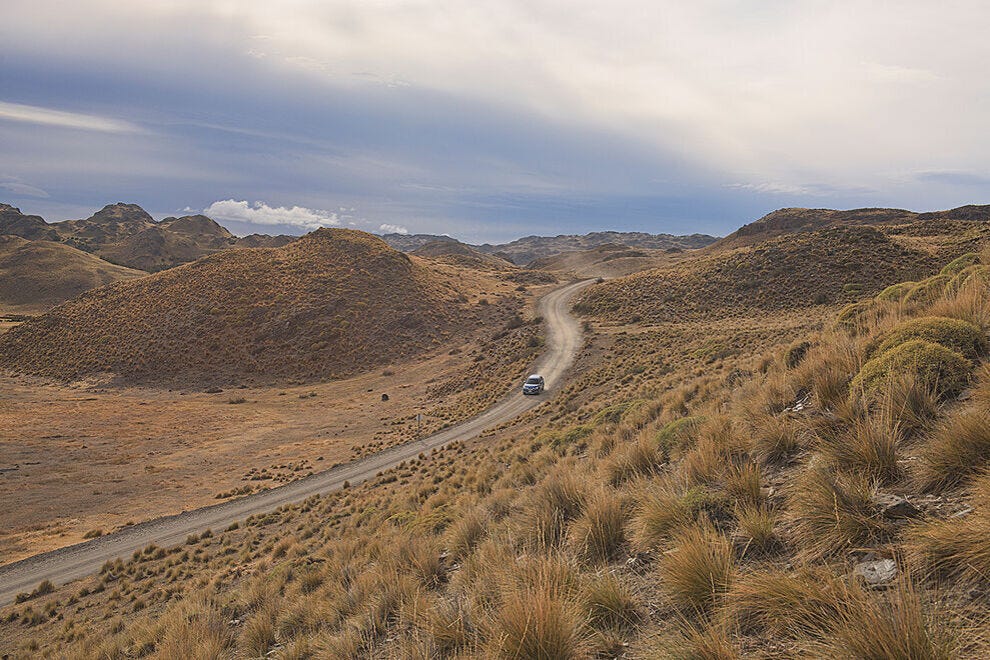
[203,200,340,231]
[379,223,408,235]
[0,101,141,134]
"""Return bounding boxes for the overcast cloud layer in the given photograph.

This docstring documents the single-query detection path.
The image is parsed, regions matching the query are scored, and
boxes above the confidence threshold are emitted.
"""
[1,1,988,241]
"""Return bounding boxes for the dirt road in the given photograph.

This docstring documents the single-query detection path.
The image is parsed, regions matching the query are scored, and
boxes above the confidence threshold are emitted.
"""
[0,279,593,605]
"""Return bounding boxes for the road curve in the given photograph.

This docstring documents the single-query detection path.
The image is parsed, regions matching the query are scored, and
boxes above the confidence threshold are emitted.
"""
[0,279,594,605]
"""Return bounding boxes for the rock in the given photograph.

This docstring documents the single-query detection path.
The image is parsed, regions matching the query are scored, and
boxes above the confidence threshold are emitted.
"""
[875,494,921,519]
[853,558,897,587]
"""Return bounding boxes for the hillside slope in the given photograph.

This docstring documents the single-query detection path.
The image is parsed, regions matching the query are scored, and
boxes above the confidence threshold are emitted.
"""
[0,229,490,384]
[717,203,990,249]
[0,235,145,314]
[577,225,942,322]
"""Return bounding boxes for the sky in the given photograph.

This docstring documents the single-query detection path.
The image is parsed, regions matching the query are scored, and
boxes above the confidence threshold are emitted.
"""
[2,1,989,243]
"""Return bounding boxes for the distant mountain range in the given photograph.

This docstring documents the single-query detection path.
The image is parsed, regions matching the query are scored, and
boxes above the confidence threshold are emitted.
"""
[382,230,717,265]
[0,203,294,272]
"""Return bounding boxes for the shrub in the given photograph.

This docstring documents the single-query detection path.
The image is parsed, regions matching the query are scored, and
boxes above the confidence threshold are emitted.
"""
[787,467,887,559]
[904,275,951,306]
[658,522,734,613]
[940,252,979,276]
[916,407,990,491]
[876,281,916,303]
[837,301,874,333]
[872,316,985,361]
[850,340,971,402]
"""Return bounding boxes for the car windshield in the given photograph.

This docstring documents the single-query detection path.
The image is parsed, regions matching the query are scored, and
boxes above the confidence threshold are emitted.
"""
[525,377,542,384]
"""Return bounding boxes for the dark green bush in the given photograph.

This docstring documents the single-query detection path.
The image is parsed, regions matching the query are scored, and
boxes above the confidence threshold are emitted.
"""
[940,252,979,276]
[850,339,971,401]
[872,316,985,361]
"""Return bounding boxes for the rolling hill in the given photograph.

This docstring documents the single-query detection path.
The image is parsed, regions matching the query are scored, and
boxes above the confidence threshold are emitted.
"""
[576,225,945,322]
[0,229,497,385]
[715,204,990,250]
[0,235,146,314]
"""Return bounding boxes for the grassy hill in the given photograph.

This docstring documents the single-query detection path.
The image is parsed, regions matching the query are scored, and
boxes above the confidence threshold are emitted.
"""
[0,229,504,385]
[577,225,946,323]
[717,203,990,249]
[8,245,990,658]
[0,235,145,314]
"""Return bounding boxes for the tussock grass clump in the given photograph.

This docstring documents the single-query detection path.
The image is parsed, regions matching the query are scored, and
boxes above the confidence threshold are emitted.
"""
[906,477,990,583]
[850,339,971,402]
[445,508,488,560]
[411,596,475,656]
[605,433,665,486]
[569,492,629,564]
[734,505,780,556]
[916,407,990,491]
[751,415,801,464]
[581,572,641,632]
[491,576,588,659]
[816,413,902,485]
[880,371,940,439]
[658,522,734,613]
[728,568,842,638]
[631,482,692,551]
[786,467,887,559]
[804,579,960,660]
[640,620,739,659]
[723,461,765,507]
[656,416,705,462]
[872,316,985,361]
[522,469,589,550]
[730,568,957,657]
[837,300,876,334]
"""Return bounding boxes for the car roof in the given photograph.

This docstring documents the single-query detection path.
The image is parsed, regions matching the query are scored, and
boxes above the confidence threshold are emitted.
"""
[527,374,543,379]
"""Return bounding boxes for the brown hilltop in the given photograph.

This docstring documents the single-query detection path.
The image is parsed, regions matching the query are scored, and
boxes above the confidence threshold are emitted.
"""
[0,204,59,241]
[716,204,990,250]
[0,203,300,272]
[577,225,944,323]
[0,235,146,314]
[0,229,481,385]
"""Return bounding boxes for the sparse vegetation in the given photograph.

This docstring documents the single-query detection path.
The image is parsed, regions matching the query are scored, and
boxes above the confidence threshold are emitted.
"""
[9,223,990,659]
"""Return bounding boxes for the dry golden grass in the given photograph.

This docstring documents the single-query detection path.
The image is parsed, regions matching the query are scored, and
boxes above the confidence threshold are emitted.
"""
[916,407,990,491]
[658,522,734,613]
[786,467,888,559]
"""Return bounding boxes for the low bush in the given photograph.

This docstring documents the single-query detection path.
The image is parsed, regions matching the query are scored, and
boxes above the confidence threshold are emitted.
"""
[850,340,971,402]
[904,275,951,306]
[940,252,979,276]
[876,281,916,303]
[872,316,985,361]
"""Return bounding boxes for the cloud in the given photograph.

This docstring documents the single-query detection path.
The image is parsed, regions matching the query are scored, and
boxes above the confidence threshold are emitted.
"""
[203,200,340,231]
[0,174,49,198]
[915,170,990,187]
[0,101,141,133]
[379,223,408,234]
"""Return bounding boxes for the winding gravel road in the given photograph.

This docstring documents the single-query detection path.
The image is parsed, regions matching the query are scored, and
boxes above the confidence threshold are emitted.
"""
[0,279,593,605]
